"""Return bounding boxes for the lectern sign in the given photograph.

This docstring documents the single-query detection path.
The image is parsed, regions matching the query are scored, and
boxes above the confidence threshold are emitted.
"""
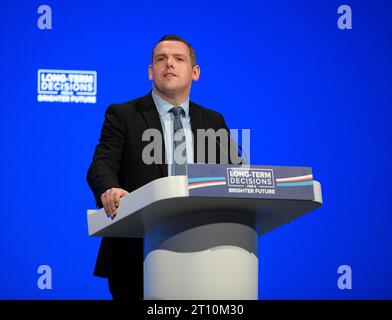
[187,164,315,201]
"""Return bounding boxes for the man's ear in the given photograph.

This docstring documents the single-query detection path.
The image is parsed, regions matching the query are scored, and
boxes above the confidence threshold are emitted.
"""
[192,65,200,81]
[148,64,153,81]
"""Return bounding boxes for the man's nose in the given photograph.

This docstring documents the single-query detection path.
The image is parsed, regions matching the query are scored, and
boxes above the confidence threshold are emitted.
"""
[166,57,175,67]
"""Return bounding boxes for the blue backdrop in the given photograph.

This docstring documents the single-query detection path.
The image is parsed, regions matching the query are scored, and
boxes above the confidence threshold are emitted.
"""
[1,0,391,299]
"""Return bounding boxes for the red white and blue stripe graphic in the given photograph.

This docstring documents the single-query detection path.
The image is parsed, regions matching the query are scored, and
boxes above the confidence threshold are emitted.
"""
[188,177,226,190]
[188,174,313,189]
[276,174,313,187]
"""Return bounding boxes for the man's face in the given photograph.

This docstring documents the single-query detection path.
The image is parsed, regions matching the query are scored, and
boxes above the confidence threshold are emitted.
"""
[149,40,200,97]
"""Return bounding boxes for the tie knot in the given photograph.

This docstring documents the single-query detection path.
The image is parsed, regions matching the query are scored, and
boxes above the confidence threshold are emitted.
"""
[170,106,184,118]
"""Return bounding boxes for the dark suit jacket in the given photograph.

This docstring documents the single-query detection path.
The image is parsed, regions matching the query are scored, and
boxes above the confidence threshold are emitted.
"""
[87,91,237,278]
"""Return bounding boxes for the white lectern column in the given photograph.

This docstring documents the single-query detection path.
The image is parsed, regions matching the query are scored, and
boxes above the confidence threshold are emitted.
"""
[143,212,258,300]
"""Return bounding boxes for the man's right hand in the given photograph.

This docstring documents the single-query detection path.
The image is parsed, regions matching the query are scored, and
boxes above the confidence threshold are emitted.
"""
[100,188,129,218]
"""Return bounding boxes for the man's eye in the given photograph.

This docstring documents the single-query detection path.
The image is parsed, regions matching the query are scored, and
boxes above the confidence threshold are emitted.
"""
[177,58,184,61]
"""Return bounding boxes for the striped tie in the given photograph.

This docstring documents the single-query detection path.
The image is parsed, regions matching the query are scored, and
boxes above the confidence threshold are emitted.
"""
[170,106,187,176]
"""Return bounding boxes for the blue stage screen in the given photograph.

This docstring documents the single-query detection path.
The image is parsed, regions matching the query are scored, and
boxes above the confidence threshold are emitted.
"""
[0,0,391,299]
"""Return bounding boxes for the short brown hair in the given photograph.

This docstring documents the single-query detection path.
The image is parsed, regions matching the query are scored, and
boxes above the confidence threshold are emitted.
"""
[151,35,197,67]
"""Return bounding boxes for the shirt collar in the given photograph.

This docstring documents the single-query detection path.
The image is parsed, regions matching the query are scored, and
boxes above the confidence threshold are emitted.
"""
[152,90,190,117]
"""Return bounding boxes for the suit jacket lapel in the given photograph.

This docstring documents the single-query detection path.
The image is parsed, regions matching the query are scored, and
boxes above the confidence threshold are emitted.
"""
[190,102,204,164]
[138,92,168,177]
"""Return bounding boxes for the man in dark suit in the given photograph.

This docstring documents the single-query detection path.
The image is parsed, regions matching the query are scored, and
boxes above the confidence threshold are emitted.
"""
[87,35,241,300]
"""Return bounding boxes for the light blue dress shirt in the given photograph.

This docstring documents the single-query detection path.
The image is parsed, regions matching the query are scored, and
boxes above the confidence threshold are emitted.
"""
[151,90,194,176]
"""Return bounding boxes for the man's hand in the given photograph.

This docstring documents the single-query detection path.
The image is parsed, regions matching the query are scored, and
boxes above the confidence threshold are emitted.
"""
[100,188,129,218]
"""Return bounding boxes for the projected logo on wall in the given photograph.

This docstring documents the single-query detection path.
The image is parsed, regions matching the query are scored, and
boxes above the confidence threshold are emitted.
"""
[37,69,97,104]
